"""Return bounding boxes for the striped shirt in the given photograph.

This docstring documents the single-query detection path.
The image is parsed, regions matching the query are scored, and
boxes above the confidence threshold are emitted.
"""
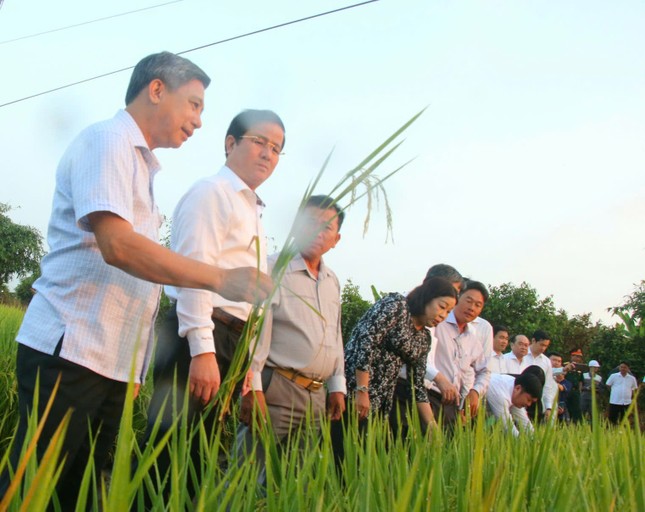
[17,110,162,383]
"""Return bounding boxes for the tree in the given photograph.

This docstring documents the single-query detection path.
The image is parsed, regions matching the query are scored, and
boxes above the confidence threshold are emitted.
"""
[596,280,645,379]
[481,282,558,339]
[14,270,40,305]
[0,203,44,288]
[341,279,372,344]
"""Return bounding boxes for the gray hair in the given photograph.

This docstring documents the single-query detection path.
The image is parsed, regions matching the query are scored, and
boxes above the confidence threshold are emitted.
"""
[424,263,464,289]
[125,51,211,105]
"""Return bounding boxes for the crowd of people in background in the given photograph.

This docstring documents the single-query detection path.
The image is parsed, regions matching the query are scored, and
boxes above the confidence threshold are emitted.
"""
[1,51,642,508]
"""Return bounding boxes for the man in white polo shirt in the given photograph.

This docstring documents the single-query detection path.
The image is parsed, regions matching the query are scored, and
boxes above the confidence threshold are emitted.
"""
[606,362,638,424]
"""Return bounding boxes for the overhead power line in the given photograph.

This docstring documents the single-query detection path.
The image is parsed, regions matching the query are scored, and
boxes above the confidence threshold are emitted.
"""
[0,0,378,109]
[0,0,186,46]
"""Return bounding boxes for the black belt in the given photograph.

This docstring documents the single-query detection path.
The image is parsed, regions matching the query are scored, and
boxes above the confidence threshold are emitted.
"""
[212,308,246,335]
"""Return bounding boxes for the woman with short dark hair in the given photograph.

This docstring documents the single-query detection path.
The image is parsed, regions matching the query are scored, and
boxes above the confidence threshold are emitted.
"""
[343,276,458,427]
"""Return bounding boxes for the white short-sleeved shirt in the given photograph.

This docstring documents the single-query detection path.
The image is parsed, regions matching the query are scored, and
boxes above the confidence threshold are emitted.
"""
[606,372,638,405]
[17,110,162,383]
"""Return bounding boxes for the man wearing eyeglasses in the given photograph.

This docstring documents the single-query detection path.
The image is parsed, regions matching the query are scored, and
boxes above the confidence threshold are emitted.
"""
[143,109,285,499]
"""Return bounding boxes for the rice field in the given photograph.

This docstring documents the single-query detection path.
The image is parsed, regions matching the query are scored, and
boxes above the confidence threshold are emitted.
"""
[0,303,643,511]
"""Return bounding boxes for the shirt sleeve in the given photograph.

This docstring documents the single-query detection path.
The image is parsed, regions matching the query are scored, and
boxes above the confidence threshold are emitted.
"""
[471,344,491,396]
[541,361,558,411]
[350,295,403,374]
[487,385,518,436]
[172,182,231,356]
[326,278,347,394]
[511,406,534,435]
[249,298,276,391]
[409,349,429,403]
[425,334,440,383]
[72,129,136,230]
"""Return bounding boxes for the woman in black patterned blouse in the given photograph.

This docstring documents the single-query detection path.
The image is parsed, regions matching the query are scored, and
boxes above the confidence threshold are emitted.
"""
[344,277,457,428]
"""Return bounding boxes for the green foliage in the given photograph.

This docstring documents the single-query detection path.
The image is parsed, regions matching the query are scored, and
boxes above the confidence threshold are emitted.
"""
[481,282,603,356]
[481,281,558,338]
[3,387,645,510]
[0,203,45,288]
[341,279,371,343]
[0,305,23,453]
[610,280,645,326]
[1,306,645,510]
[595,281,645,380]
[13,270,40,306]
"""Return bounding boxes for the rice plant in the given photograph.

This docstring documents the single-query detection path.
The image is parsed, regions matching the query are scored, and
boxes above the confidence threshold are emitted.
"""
[1,108,644,510]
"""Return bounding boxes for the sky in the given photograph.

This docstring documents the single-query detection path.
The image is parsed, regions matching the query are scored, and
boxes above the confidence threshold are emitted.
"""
[1,0,644,327]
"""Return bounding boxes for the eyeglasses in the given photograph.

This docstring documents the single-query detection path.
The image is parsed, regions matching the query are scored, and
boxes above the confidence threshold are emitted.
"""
[240,135,284,157]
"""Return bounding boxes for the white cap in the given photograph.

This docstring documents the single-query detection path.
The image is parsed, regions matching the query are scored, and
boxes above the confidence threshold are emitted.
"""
[588,360,600,367]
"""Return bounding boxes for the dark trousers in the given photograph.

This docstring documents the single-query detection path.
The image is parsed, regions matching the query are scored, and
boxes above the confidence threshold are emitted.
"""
[427,389,458,427]
[141,305,244,500]
[526,398,545,423]
[0,343,127,511]
[608,403,629,424]
[329,402,368,478]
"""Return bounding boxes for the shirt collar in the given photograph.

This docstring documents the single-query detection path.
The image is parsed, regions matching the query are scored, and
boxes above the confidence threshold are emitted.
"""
[220,166,265,207]
[445,310,472,333]
[117,109,161,173]
[290,252,331,279]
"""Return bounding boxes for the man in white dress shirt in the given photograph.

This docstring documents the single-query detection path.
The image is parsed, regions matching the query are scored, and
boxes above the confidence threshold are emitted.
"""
[486,366,544,436]
[425,280,491,425]
[503,334,530,374]
[488,325,510,374]
[144,109,285,497]
[524,330,557,421]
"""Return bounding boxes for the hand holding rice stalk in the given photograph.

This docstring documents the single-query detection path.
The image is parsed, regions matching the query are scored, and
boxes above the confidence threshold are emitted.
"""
[216,108,426,420]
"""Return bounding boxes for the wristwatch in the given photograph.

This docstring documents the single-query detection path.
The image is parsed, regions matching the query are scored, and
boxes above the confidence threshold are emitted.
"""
[355,385,369,393]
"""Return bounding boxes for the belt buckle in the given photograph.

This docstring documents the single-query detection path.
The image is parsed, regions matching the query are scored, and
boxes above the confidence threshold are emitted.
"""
[306,379,323,391]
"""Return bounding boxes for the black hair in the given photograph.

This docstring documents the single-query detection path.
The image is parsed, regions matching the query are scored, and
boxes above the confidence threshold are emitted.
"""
[225,109,285,156]
[515,366,545,399]
[494,324,509,335]
[305,195,345,231]
[407,277,458,317]
[532,329,551,342]
[461,280,489,303]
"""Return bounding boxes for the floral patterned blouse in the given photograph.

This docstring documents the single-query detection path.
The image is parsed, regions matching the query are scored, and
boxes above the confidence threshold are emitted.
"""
[344,292,431,415]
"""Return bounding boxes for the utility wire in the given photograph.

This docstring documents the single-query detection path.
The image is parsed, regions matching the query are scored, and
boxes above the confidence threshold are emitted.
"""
[0,0,378,109]
[0,0,185,45]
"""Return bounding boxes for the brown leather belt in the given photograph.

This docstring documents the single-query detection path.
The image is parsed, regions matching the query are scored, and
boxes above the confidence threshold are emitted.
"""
[212,307,246,335]
[274,368,324,391]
